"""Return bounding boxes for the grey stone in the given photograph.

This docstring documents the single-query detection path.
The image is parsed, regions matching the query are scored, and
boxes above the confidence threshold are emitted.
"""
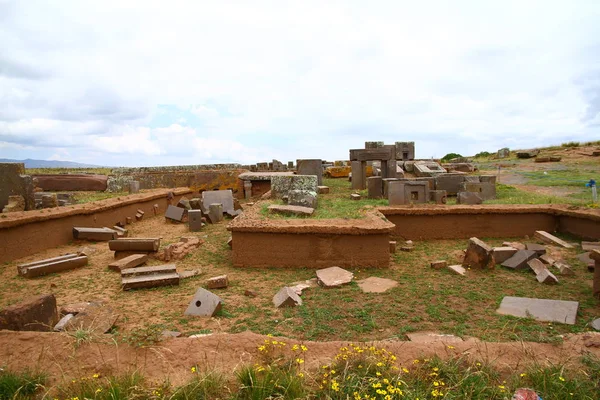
[109,238,160,252]
[497,148,510,158]
[112,225,128,237]
[17,254,88,278]
[581,241,600,252]
[525,243,546,255]
[129,181,140,194]
[463,237,494,269]
[357,277,398,293]
[288,189,317,208]
[479,175,497,184]
[367,176,383,199]
[457,191,483,204]
[64,303,118,333]
[539,253,555,265]
[554,262,574,275]
[413,161,446,177]
[395,141,415,161]
[429,190,447,204]
[271,175,318,199]
[447,265,466,276]
[351,161,366,190]
[268,204,314,217]
[177,197,192,210]
[501,250,537,270]
[591,318,600,331]
[382,178,399,197]
[188,209,203,231]
[492,247,518,264]
[296,159,323,185]
[434,174,465,195]
[273,287,303,307]
[121,264,180,290]
[108,254,148,272]
[459,182,496,200]
[54,314,74,331]
[496,296,578,324]
[165,205,185,222]
[202,190,235,215]
[516,149,539,158]
[73,227,117,241]
[207,203,224,223]
[316,266,353,287]
[527,258,547,275]
[184,288,223,317]
[189,198,203,210]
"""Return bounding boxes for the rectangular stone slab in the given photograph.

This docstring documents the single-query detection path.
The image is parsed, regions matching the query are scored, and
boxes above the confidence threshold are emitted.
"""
[17,254,79,271]
[165,205,185,222]
[121,264,176,277]
[581,241,600,252]
[501,250,537,270]
[108,254,148,272]
[121,273,180,290]
[108,238,160,252]
[18,255,88,278]
[73,227,117,241]
[496,296,578,325]
[202,190,235,214]
[534,231,574,249]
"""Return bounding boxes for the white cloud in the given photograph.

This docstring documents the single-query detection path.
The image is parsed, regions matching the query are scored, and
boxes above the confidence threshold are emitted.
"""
[0,0,599,165]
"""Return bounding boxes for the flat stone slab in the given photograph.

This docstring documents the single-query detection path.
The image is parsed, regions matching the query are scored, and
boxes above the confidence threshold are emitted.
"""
[492,247,518,264]
[447,265,466,276]
[501,250,537,270]
[406,332,464,343]
[108,254,148,272]
[289,278,318,295]
[64,303,118,333]
[73,227,117,241]
[534,231,573,249]
[316,267,354,287]
[121,273,180,290]
[496,296,579,325]
[202,190,235,214]
[268,204,314,217]
[582,241,600,252]
[165,205,185,222]
[525,243,546,255]
[17,255,88,278]
[357,277,398,293]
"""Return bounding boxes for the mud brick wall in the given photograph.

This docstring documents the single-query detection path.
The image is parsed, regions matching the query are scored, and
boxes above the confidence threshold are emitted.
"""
[33,174,108,191]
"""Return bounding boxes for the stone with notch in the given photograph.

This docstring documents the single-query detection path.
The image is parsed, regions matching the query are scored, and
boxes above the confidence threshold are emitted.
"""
[463,237,494,269]
[202,190,235,215]
[165,205,185,222]
[492,247,518,264]
[273,287,303,307]
[316,267,354,287]
[184,288,223,317]
[501,250,537,270]
[496,296,578,324]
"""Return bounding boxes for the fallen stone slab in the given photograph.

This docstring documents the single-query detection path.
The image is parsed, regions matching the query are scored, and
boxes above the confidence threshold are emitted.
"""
[108,254,148,272]
[534,231,573,249]
[592,318,600,331]
[356,277,398,293]
[273,287,303,307]
[122,273,180,291]
[316,267,354,287]
[17,254,88,278]
[73,227,117,241]
[447,265,466,276]
[184,288,223,317]
[527,258,547,275]
[108,238,160,252]
[64,303,118,334]
[525,243,546,256]
[463,237,494,269]
[492,247,518,264]
[60,302,93,316]
[53,314,74,331]
[0,294,58,332]
[206,275,228,289]
[554,262,574,275]
[582,241,600,252]
[501,250,537,270]
[430,260,447,269]
[121,264,177,278]
[112,226,128,237]
[268,204,314,217]
[188,210,203,232]
[496,296,578,324]
[114,250,152,260]
[165,205,185,222]
[536,268,559,284]
[406,332,464,343]
[539,254,555,265]
[289,278,318,295]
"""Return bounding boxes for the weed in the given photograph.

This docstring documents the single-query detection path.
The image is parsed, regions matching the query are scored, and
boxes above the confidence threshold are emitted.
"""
[0,368,46,400]
[170,370,226,399]
[120,323,165,348]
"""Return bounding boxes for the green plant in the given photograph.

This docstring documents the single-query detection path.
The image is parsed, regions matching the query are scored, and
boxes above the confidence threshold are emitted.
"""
[120,323,165,348]
[0,368,46,400]
[474,151,492,158]
[561,141,581,148]
[53,371,150,400]
[441,153,463,162]
[69,327,95,348]
[170,370,226,400]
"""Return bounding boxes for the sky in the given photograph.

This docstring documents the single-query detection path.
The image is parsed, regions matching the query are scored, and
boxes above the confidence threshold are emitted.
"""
[0,0,599,167]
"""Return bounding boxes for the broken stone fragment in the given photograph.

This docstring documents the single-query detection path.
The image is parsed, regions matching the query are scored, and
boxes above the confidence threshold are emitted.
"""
[316,267,353,288]
[491,247,518,264]
[273,287,302,307]
[350,193,361,200]
[462,237,494,269]
[206,275,228,289]
[536,269,559,284]
[447,265,466,276]
[430,260,447,269]
[525,243,546,256]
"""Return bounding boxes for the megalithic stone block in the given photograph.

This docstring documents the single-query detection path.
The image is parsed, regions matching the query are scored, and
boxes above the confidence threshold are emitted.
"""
[501,250,537,270]
[73,227,117,241]
[492,247,518,264]
[208,203,224,223]
[462,237,494,269]
[0,294,58,332]
[188,210,203,232]
[108,238,160,252]
[525,243,546,256]
[17,255,88,278]
[184,288,223,317]
[165,205,185,222]
[273,287,303,308]
[351,161,366,190]
[367,176,383,199]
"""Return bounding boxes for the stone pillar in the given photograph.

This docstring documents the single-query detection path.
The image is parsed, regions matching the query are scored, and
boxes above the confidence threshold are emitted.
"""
[297,159,323,186]
[382,178,399,197]
[243,181,252,200]
[388,181,406,205]
[387,160,397,179]
[367,176,383,199]
[351,161,366,190]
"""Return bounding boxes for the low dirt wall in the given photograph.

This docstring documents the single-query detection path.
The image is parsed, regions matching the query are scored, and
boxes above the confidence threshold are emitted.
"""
[228,203,395,268]
[33,174,108,191]
[379,205,600,240]
[0,188,192,263]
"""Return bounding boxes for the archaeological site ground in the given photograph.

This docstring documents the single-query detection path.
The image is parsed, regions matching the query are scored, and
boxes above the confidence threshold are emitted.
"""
[0,141,599,399]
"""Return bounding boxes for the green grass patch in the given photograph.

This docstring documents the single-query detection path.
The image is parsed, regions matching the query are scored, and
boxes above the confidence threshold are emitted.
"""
[516,169,596,187]
[0,369,46,400]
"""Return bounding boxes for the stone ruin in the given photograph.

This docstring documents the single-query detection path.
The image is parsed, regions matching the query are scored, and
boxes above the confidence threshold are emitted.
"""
[0,163,34,212]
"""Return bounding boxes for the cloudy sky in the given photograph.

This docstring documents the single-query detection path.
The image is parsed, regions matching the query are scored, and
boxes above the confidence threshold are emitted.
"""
[1,0,599,167]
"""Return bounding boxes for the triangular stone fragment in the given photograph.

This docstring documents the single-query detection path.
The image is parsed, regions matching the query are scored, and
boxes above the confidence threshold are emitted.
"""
[316,267,354,287]
[184,288,223,317]
[536,269,559,284]
[273,287,302,307]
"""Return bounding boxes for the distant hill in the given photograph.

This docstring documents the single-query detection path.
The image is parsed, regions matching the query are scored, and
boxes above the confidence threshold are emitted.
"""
[0,158,106,169]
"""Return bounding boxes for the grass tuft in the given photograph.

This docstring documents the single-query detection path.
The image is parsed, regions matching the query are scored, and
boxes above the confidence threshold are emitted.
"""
[0,369,46,400]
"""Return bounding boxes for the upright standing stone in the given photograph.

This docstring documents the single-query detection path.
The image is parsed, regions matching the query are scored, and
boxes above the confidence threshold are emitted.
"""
[367,176,383,199]
[296,159,323,186]
[188,210,203,232]
[388,181,406,205]
[129,181,140,194]
[351,161,366,190]
[462,237,494,269]
[208,203,224,223]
